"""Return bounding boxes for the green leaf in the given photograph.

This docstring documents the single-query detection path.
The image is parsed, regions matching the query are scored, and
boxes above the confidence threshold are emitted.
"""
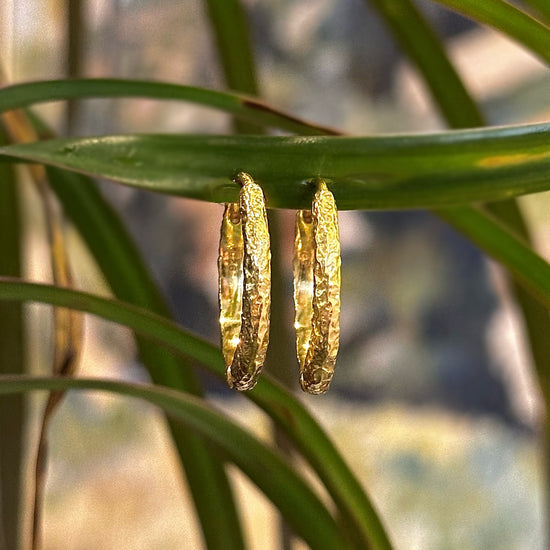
[368,0,550,415]
[0,277,393,550]
[203,0,260,133]
[365,0,484,128]
[369,0,550,501]
[203,0,258,95]
[522,0,550,25]
[0,79,337,136]
[44,165,245,550]
[0,374,346,550]
[439,205,550,392]
[431,0,550,66]
[25,99,244,550]
[0,127,24,550]
[1,127,550,209]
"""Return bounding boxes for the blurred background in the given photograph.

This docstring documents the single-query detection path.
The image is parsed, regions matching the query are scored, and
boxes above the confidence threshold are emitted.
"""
[1,0,550,548]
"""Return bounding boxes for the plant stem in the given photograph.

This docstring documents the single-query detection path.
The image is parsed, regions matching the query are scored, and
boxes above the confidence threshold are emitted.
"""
[0,123,24,550]
[265,211,298,550]
[66,0,85,134]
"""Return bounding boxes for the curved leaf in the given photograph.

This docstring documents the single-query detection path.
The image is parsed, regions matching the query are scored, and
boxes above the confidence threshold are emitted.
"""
[0,79,338,136]
[366,0,550,418]
[522,0,550,25]
[0,126,24,550]
[1,126,550,209]
[43,167,245,550]
[0,374,344,550]
[432,0,550,66]
[204,0,258,95]
[22,111,245,550]
[365,0,484,128]
[203,0,260,134]
[0,278,393,550]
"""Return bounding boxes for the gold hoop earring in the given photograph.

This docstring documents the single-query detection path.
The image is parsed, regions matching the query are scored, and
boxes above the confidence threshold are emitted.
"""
[294,180,341,394]
[218,172,271,390]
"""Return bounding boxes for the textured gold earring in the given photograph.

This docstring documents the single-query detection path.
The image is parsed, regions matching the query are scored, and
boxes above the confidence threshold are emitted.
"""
[294,180,341,394]
[218,172,271,390]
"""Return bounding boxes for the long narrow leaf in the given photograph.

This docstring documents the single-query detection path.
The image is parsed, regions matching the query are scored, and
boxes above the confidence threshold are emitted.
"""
[0,79,338,136]
[203,3,298,548]
[0,374,346,550]
[438,206,550,394]
[1,126,550,209]
[0,278,393,550]
[19,101,244,549]
[203,0,258,95]
[522,0,550,25]
[3,103,85,550]
[66,0,85,134]
[431,0,550,66]
[369,0,550,418]
[203,0,260,134]
[43,166,244,550]
[365,0,483,128]
[0,126,24,550]
[13,104,247,549]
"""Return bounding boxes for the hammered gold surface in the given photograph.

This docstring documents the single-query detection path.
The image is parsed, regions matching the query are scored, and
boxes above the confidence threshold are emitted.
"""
[293,210,315,368]
[219,172,271,390]
[294,181,341,394]
[218,202,244,370]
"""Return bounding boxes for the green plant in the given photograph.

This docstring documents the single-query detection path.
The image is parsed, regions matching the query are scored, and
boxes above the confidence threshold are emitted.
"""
[0,1,549,549]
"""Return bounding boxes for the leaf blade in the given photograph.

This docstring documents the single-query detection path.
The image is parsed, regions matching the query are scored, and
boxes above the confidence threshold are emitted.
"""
[1,127,550,209]
[203,0,260,134]
[0,374,346,550]
[368,0,550,416]
[365,0,484,128]
[431,0,550,66]
[0,79,338,136]
[0,126,24,550]
[44,166,245,550]
[0,277,394,550]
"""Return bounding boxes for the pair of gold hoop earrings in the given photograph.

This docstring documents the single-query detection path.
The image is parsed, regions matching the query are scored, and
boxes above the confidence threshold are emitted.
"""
[218,172,341,395]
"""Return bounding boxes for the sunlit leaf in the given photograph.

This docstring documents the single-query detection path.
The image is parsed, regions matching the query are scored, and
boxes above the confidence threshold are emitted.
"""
[0,277,394,550]
[0,374,346,550]
[1,127,550,209]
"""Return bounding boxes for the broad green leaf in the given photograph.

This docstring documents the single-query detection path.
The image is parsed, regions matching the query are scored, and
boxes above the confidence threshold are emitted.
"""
[0,374,345,550]
[0,277,393,550]
[0,127,24,550]
[1,126,550,209]
[431,0,550,66]
[0,79,337,136]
